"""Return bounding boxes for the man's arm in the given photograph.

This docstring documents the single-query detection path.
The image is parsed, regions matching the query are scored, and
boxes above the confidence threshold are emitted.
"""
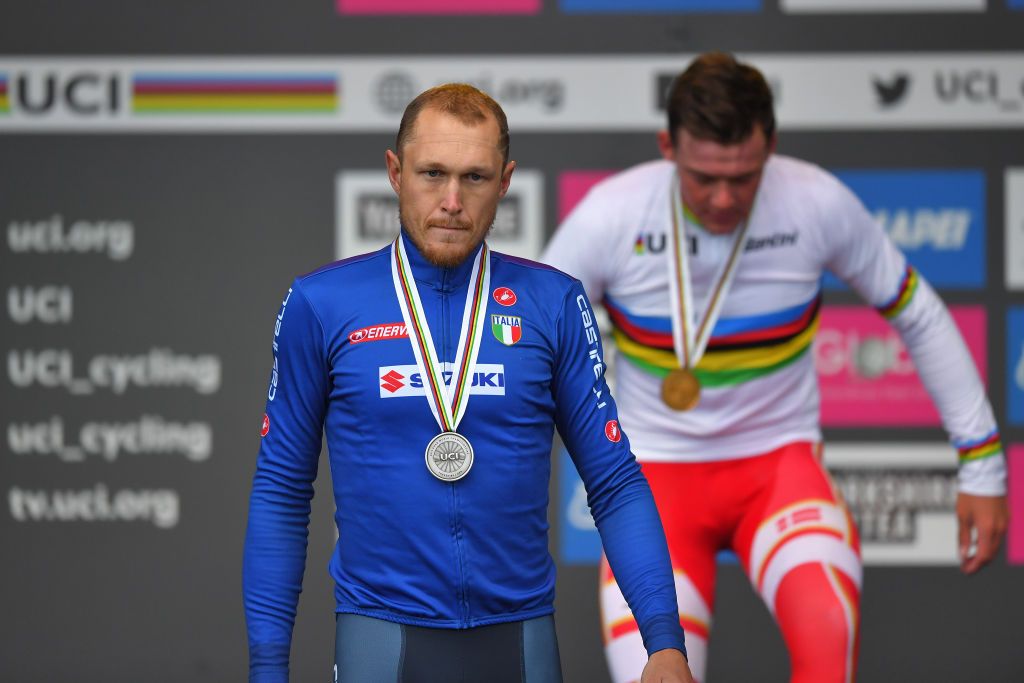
[551,280,689,672]
[822,174,1008,573]
[243,280,329,682]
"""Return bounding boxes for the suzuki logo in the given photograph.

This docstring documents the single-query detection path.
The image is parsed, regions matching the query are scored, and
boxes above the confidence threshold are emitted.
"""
[873,73,911,108]
[380,370,405,393]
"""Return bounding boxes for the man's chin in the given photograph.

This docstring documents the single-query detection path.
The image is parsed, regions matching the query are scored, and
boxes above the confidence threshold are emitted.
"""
[422,242,474,268]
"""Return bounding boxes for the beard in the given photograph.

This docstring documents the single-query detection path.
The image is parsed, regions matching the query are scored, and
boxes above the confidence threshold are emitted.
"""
[400,205,497,268]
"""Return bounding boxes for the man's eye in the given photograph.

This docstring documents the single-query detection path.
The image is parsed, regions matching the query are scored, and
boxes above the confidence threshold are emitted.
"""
[469,173,483,182]
[426,170,441,178]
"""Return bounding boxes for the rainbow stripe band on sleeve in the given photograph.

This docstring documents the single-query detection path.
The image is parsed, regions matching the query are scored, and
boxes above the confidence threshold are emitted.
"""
[877,266,919,320]
[955,431,1003,464]
[605,294,821,389]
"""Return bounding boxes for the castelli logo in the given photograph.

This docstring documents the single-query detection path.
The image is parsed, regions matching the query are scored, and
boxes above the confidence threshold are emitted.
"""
[493,287,517,306]
[260,414,270,438]
[604,420,621,443]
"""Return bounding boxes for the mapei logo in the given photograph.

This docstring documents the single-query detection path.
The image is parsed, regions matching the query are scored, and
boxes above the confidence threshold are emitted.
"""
[872,72,911,108]
[349,322,408,344]
[829,170,986,289]
[378,364,507,398]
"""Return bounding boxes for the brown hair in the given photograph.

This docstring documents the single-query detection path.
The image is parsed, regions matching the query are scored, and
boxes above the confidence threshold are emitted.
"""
[666,52,775,146]
[396,83,510,165]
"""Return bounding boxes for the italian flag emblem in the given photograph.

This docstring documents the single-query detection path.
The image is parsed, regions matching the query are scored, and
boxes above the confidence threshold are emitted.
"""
[491,313,522,346]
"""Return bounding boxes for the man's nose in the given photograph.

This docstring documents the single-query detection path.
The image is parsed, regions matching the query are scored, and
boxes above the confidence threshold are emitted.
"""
[440,178,463,213]
[709,182,734,209]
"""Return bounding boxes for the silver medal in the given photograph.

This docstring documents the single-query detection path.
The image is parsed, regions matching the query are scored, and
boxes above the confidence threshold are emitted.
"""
[425,431,474,482]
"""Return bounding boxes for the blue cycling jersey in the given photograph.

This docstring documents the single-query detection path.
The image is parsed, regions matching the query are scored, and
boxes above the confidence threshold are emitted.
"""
[243,233,685,681]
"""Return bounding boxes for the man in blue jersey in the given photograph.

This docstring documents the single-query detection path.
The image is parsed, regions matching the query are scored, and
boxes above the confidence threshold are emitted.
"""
[243,83,693,683]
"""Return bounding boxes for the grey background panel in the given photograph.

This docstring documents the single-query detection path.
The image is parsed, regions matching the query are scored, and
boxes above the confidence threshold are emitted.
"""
[3,3,1024,682]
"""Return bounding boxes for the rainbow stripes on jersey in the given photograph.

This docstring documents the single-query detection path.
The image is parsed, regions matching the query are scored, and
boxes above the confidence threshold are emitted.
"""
[605,293,821,388]
[0,75,9,113]
[131,73,338,114]
[955,430,1003,464]
[877,265,919,319]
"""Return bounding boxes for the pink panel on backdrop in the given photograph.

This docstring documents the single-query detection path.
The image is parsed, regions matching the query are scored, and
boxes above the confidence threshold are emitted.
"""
[557,170,616,222]
[338,0,540,14]
[1009,445,1024,565]
[815,306,987,426]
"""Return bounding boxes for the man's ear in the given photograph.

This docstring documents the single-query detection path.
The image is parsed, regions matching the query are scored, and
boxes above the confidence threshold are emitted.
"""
[385,149,402,195]
[656,130,675,161]
[498,160,516,199]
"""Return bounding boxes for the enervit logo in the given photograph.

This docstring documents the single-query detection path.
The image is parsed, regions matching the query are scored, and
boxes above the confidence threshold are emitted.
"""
[826,170,986,289]
[1004,169,1024,290]
[782,0,984,12]
[338,0,540,14]
[872,73,911,107]
[823,444,961,566]
[349,323,407,344]
[378,364,506,398]
[815,306,987,426]
[337,170,544,260]
[563,0,761,12]
[1006,308,1024,425]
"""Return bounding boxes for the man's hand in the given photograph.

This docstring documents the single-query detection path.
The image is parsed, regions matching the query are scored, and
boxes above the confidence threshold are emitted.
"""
[956,492,1008,575]
[640,648,694,683]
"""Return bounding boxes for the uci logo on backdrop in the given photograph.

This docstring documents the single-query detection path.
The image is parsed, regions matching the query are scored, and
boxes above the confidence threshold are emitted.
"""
[824,169,986,290]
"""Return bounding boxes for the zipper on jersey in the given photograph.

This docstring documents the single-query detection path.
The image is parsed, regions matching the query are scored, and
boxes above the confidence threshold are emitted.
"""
[440,265,471,625]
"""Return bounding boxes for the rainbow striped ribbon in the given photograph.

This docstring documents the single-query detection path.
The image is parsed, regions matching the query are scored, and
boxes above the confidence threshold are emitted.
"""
[391,235,491,433]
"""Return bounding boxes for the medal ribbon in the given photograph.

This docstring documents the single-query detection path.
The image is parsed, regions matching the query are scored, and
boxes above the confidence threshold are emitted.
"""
[391,234,491,433]
[665,173,752,371]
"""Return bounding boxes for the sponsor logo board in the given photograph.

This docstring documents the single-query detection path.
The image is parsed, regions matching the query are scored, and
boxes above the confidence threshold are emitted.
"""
[824,170,986,289]
[338,0,540,13]
[824,443,960,565]
[815,306,987,426]
[378,363,506,398]
[1010,444,1024,565]
[782,0,984,11]
[1005,168,1024,289]
[3,55,1024,131]
[336,170,544,260]
[1006,308,1024,425]
[561,0,760,11]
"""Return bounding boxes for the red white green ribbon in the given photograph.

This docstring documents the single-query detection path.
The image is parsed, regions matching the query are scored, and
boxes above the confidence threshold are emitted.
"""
[391,234,491,432]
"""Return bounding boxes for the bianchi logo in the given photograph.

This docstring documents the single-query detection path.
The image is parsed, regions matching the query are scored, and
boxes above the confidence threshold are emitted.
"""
[379,364,506,398]
[376,72,418,114]
[873,73,911,108]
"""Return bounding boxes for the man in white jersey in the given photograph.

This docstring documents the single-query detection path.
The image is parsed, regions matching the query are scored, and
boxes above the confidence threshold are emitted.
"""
[542,52,1008,683]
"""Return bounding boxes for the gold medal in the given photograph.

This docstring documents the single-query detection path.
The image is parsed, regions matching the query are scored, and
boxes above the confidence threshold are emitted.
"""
[661,368,701,411]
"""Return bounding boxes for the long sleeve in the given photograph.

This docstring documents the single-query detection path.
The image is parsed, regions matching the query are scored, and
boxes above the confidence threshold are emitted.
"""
[551,280,686,657]
[821,174,1006,495]
[243,280,330,682]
